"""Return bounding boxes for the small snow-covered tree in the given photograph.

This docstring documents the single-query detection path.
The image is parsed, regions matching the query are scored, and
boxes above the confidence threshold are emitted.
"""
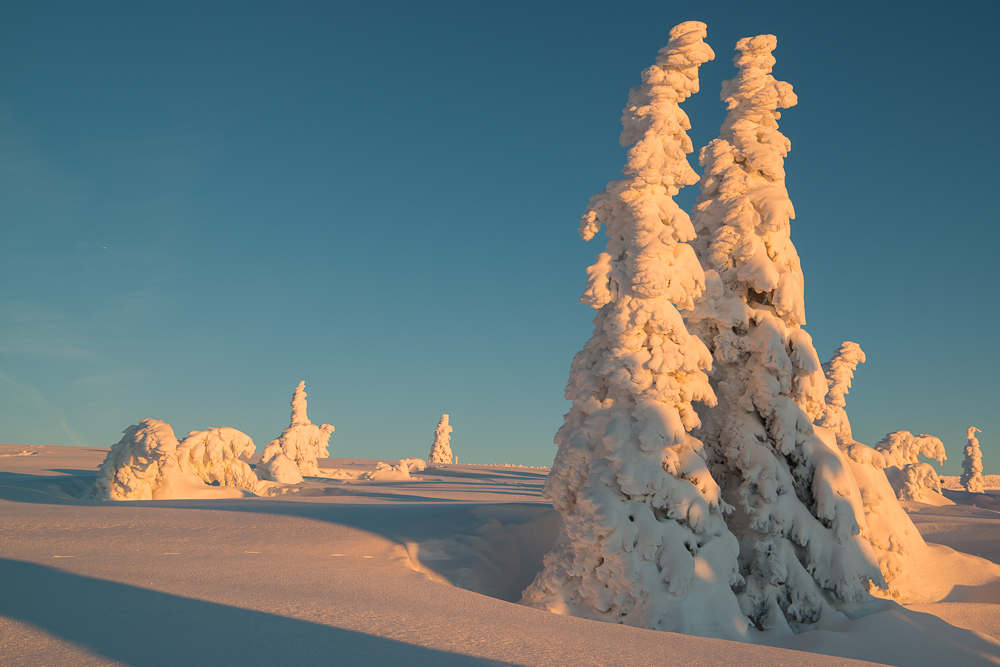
[814,343,929,594]
[875,431,947,503]
[687,35,881,632]
[961,427,983,493]
[177,427,258,491]
[522,22,749,640]
[258,381,334,483]
[817,342,866,444]
[428,414,453,464]
[89,419,184,500]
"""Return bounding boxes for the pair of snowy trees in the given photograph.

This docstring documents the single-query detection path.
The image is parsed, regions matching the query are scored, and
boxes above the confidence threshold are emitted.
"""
[522,22,895,637]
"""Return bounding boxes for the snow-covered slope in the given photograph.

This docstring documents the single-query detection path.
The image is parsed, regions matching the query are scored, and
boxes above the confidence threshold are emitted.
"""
[2,444,1000,666]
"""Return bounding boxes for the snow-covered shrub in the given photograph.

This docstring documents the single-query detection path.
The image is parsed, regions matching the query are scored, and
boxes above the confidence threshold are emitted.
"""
[687,35,882,631]
[360,461,411,481]
[428,414,453,464]
[962,427,983,493]
[176,427,258,491]
[399,457,427,473]
[522,23,749,640]
[258,381,334,483]
[89,419,183,500]
[875,431,947,503]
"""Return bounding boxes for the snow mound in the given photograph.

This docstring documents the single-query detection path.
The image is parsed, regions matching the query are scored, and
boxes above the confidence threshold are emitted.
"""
[399,457,427,473]
[359,462,412,481]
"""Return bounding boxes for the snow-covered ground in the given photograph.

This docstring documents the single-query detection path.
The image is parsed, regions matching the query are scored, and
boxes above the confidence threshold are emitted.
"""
[3,444,1000,667]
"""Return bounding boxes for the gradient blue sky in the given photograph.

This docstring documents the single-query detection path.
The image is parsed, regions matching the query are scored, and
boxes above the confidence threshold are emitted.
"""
[1,1,996,473]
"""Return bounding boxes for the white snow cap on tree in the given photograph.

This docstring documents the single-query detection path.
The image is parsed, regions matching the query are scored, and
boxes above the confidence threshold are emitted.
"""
[961,427,984,493]
[875,431,947,503]
[523,22,750,640]
[687,35,882,632]
[89,419,251,500]
[258,381,334,483]
[428,414,453,464]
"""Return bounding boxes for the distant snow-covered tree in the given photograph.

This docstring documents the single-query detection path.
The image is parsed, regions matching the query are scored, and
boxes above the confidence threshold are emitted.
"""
[258,381,334,483]
[177,427,258,491]
[961,427,983,493]
[687,35,882,632]
[522,22,749,640]
[817,342,866,444]
[875,431,947,503]
[814,343,931,595]
[428,414,453,464]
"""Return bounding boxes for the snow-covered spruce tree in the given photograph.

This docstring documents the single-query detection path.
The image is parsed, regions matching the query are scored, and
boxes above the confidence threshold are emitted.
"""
[962,427,984,493]
[428,414,453,464]
[816,342,866,445]
[522,22,749,640]
[875,431,947,503]
[258,381,334,483]
[177,427,259,492]
[89,419,184,500]
[815,343,929,595]
[686,35,882,632]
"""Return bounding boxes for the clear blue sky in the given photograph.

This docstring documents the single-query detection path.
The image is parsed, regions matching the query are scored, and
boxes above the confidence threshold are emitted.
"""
[1,1,996,473]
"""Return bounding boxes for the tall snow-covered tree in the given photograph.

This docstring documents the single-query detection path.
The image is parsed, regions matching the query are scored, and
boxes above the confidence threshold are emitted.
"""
[962,427,984,493]
[522,22,748,640]
[428,414,454,464]
[258,381,334,483]
[687,35,882,632]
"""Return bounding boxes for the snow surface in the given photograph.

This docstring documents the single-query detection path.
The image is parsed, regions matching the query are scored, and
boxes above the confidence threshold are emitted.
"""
[4,444,1000,667]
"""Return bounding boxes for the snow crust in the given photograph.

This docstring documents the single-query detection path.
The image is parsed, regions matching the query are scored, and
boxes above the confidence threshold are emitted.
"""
[962,427,984,493]
[523,22,750,640]
[687,34,882,632]
[258,382,335,483]
[428,414,453,465]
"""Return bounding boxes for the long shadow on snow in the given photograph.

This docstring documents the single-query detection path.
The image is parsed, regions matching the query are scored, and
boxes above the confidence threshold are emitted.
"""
[0,558,511,667]
[0,470,561,603]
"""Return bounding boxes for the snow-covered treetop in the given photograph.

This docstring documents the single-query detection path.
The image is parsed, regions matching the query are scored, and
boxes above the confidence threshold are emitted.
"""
[969,426,982,440]
[694,33,804,327]
[290,381,309,425]
[876,431,947,468]
[569,20,716,436]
